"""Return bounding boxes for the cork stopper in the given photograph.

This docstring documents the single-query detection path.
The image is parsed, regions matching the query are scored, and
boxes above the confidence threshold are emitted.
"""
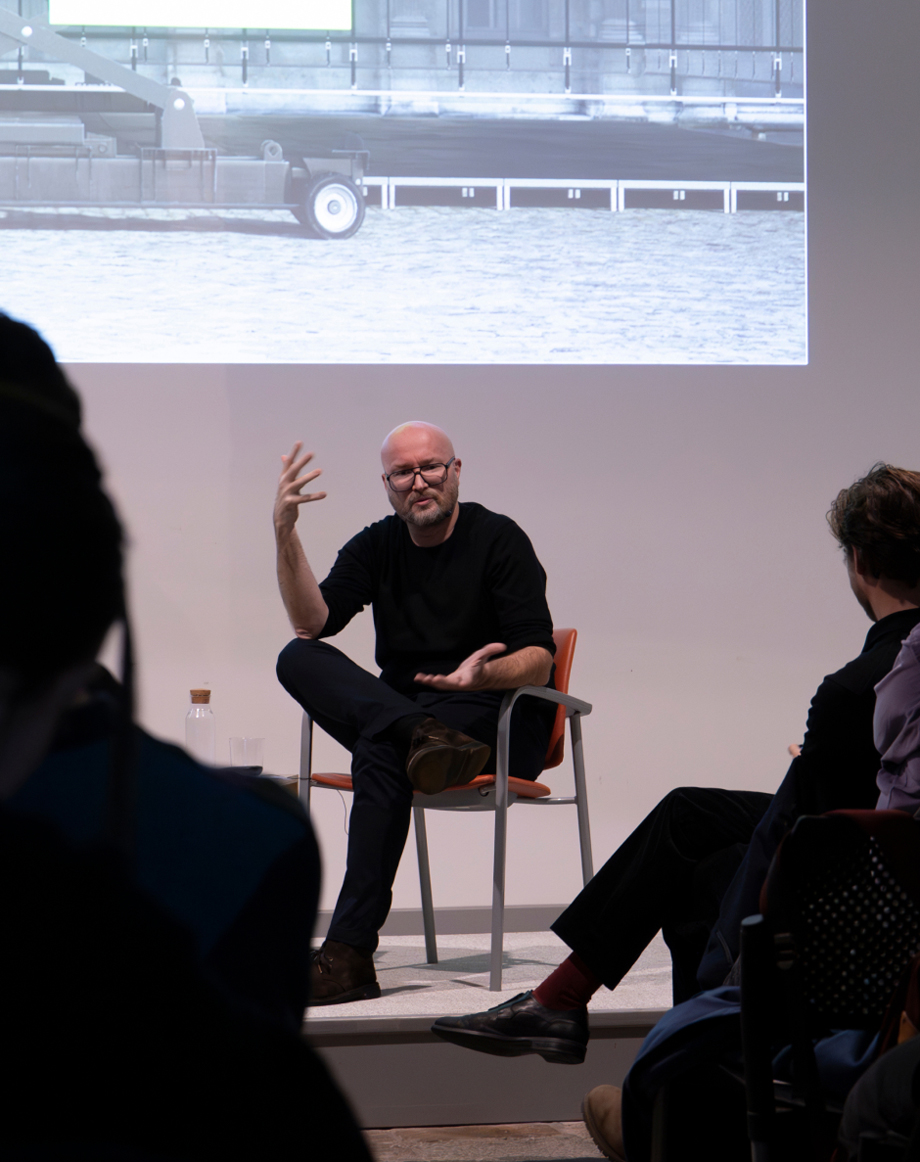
[190,689,211,704]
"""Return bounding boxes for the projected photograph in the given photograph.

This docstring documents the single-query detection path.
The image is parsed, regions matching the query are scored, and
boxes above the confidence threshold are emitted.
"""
[0,0,805,363]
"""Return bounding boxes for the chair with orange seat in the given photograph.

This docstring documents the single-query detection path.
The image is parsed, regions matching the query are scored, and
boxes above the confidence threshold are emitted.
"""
[300,627,594,991]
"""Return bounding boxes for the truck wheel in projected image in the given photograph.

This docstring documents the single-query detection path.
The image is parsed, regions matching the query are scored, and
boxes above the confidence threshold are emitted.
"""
[298,174,366,241]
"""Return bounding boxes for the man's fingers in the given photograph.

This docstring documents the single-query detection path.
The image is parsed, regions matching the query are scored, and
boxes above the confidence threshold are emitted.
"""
[414,672,454,689]
[293,467,322,490]
[281,441,303,467]
[280,443,316,480]
[279,469,323,506]
[285,467,325,505]
[292,450,316,476]
[282,453,315,482]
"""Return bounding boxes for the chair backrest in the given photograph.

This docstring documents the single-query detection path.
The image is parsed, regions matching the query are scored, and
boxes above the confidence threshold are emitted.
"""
[762,810,920,1030]
[740,810,920,1148]
[543,627,577,771]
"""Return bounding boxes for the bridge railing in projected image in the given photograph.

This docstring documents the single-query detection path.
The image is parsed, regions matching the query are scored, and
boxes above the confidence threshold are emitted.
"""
[25,0,804,101]
[361,175,805,211]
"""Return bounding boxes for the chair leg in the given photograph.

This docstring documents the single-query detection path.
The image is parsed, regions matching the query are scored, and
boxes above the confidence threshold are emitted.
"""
[490,796,508,991]
[490,705,512,991]
[414,806,438,964]
[570,713,594,884]
[299,713,313,812]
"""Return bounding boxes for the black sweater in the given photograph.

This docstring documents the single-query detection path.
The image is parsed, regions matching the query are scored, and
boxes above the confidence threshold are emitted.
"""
[318,502,555,694]
[698,605,920,987]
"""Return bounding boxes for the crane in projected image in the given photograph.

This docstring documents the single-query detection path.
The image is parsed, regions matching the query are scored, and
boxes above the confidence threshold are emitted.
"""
[0,8,368,238]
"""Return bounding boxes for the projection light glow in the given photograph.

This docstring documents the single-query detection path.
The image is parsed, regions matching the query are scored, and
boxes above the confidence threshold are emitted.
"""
[48,0,352,30]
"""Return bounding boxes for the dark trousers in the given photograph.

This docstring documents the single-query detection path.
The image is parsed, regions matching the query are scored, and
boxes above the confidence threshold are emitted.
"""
[277,638,555,951]
[838,1035,920,1159]
[551,787,773,1003]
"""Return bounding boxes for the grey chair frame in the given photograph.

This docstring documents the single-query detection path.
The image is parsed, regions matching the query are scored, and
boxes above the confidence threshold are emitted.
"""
[299,683,593,992]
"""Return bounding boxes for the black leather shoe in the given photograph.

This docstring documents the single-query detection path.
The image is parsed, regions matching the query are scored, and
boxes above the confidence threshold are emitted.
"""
[310,939,381,1006]
[406,718,491,795]
[430,990,589,1064]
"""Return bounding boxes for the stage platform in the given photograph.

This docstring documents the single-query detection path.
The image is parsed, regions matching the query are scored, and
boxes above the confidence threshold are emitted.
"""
[304,930,671,1129]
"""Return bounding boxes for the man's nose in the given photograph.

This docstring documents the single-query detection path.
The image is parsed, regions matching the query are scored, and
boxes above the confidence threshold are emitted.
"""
[411,471,427,490]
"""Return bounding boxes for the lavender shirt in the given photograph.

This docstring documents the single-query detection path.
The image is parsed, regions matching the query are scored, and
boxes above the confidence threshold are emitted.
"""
[875,621,920,810]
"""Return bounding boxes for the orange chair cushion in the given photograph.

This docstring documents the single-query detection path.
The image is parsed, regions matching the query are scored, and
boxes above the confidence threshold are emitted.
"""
[309,772,354,792]
[310,772,552,799]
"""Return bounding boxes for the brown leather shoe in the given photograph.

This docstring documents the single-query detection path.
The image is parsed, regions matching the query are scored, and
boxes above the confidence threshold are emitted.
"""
[309,939,381,1006]
[582,1086,626,1162]
[406,718,491,795]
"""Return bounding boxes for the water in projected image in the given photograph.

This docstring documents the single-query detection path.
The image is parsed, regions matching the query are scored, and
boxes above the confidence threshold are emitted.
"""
[0,0,805,364]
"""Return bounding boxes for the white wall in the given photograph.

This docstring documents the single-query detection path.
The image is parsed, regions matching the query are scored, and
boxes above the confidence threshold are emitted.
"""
[66,0,920,915]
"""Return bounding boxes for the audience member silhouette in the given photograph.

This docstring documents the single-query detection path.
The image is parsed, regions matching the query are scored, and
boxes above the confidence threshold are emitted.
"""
[579,517,920,1162]
[0,314,370,1160]
[1,315,319,1032]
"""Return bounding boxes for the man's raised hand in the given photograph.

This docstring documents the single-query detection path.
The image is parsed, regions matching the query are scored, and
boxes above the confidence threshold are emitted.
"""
[274,441,327,536]
[414,643,508,692]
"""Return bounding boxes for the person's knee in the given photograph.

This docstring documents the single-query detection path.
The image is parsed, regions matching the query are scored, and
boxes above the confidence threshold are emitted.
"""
[659,787,700,816]
[276,637,321,688]
[654,788,715,843]
[660,787,737,863]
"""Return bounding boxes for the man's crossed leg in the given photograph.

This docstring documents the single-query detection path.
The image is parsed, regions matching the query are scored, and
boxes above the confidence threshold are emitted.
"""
[277,638,553,1003]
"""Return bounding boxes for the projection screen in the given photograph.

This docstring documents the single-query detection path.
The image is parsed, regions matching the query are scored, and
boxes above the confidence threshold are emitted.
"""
[1,0,805,364]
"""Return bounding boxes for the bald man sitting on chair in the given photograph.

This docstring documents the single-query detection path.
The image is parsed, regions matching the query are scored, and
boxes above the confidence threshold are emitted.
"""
[274,422,558,1005]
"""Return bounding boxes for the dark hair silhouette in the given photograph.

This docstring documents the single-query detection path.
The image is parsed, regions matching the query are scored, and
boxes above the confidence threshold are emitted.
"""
[828,463,920,587]
[0,314,133,854]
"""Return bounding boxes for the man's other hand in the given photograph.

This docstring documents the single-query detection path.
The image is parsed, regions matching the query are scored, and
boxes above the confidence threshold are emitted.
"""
[414,643,508,691]
[274,441,327,536]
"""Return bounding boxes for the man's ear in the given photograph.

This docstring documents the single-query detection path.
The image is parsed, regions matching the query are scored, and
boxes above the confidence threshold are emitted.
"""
[851,547,868,578]
[851,547,881,584]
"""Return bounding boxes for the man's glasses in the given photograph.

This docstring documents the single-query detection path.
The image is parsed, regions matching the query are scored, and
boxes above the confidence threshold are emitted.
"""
[385,457,456,492]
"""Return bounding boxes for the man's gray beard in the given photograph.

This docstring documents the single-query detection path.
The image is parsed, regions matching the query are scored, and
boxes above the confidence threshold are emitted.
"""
[404,500,453,528]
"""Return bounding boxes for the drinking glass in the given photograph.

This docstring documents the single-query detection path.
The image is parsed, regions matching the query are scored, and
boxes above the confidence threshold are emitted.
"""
[229,736,264,775]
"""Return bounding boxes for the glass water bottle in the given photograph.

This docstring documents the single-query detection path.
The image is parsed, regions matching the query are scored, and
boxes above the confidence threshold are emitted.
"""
[185,688,215,765]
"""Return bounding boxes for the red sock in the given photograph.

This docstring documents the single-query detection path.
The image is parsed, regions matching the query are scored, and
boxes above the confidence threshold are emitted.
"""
[533,953,603,1011]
